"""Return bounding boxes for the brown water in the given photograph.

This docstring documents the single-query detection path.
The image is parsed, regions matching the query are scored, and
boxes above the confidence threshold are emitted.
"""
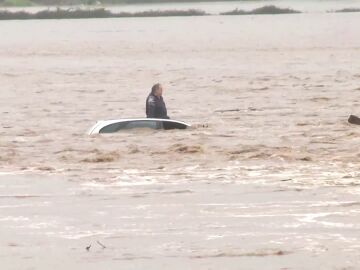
[1,13,360,269]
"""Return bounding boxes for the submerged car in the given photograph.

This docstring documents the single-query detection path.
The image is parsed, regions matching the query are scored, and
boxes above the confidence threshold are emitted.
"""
[88,118,191,135]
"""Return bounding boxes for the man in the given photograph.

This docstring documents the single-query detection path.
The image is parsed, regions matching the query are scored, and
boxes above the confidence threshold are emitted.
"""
[146,83,169,119]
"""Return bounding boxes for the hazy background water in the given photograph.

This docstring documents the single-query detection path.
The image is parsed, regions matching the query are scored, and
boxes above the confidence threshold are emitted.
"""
[1,12,360,179]
[1,7,360,269]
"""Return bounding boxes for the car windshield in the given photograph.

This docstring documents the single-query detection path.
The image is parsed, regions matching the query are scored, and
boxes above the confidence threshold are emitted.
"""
[99,120,160,133]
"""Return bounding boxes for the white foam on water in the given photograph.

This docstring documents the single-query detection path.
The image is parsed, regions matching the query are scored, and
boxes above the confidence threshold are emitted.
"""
[298,212,342,224]
[317,221,357,229]
[27,222,58,229]
[123,169,142,174]
[0,203,42,208]
[0,216,30,222]
[48,230,113,240]
[206,235,225,240]
[0,171,28,176]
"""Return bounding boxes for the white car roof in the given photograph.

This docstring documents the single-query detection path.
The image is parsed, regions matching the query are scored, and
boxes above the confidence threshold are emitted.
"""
[88,118,191,135]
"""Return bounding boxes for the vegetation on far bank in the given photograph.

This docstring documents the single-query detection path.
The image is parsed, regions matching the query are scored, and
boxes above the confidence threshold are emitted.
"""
[0,8,208,19]
[0,5,299,20]
[220,5,300,15]
[1,5,360,20]
[0,0,260,7]
[333,8,360,13]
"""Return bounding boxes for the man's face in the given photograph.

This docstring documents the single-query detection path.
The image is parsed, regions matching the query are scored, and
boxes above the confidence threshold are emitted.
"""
[155,85,163,96]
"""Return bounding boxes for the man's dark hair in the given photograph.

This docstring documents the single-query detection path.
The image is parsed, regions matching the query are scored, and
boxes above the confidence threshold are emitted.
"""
[151,83,161,95]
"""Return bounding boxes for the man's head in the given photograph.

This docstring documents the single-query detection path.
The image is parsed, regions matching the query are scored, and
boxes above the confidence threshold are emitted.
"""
[151,83,163,97]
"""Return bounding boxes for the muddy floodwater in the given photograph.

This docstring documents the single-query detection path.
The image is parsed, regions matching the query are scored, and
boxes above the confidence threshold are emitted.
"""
[1,12,360,269]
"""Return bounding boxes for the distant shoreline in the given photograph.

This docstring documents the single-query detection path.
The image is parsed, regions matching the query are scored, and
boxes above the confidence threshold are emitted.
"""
[0,0,261,8]
[0,5,359,20]
[0,8,208,19]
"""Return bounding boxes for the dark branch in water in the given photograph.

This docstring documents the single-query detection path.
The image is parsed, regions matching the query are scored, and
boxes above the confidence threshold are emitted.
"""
[221,5,301,15]
[96,240,106,249]
[214,109,242,113]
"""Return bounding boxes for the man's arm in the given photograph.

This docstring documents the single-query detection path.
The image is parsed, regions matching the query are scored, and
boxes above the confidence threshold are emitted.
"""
[146,96,157,118]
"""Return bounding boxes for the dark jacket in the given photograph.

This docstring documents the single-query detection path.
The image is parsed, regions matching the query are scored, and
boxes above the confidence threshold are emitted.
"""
[146,94,169,119]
